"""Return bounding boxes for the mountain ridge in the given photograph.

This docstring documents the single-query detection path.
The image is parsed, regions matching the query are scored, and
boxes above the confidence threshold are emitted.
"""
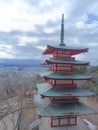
[0,59,42,67]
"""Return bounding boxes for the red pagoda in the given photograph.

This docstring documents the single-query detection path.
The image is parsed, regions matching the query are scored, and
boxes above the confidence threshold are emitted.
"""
[35,14,96,130]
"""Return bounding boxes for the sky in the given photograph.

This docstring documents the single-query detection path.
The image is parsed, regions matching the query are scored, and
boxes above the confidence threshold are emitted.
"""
[0,0,98,65]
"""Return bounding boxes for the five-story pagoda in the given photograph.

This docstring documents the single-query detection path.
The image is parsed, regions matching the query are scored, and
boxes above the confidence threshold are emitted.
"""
[36,14,96,130]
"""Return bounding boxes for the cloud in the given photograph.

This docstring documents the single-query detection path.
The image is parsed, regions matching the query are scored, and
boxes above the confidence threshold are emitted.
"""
[67,0,97,20]
[18,36,39,46]
[0,0,36,32]
[0,0,98,65]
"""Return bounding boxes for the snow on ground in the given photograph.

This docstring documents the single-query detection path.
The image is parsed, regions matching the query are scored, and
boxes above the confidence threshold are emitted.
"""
[83,119,96,130]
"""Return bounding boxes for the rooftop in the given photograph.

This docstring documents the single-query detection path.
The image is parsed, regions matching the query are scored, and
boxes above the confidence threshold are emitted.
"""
[43,45,88,55]
[37,102,96,117]
[42,72,92,80]
[41,87,95,97]
[45,59,89,65]
[48,45,88,51]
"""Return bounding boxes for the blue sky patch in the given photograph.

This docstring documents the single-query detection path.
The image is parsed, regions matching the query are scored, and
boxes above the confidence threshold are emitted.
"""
[86,13,98,24]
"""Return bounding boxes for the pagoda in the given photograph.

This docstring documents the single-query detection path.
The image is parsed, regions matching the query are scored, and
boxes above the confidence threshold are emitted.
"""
[35,14,96,130]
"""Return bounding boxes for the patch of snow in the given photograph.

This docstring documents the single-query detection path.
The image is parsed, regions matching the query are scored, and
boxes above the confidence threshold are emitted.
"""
[29,119,39,130]
[83,119,95,130]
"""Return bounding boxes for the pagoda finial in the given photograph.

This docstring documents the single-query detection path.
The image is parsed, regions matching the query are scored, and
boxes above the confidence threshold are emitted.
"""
[59,14,65,46]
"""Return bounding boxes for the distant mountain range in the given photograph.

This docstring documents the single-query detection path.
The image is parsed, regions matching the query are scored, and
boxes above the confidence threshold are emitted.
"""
[0,59,42,67]
[0,59,95,67]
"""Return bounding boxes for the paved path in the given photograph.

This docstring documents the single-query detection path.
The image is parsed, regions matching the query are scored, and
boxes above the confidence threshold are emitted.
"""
[39,117,90,130]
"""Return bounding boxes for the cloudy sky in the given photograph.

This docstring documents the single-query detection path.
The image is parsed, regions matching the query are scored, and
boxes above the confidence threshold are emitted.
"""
[0,0,98,65]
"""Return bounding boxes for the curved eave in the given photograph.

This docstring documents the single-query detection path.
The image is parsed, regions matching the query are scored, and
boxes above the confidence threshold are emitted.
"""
[37,83,76,88]
[43,45,88,55]
[44,59,90,66]
[41,87,96,97]
[37,102,95,117]
[43,72,92,80]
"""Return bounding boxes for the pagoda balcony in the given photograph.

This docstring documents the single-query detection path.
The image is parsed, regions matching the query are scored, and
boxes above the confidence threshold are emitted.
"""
[48,82,77,87]
[51,56,75,60]
[49,64,74,73]
[44,78,77,87]
[49,69,74,73]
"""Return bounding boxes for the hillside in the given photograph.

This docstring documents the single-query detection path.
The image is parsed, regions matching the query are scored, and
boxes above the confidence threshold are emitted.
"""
[0,66,98,130]
[76,66,98,96]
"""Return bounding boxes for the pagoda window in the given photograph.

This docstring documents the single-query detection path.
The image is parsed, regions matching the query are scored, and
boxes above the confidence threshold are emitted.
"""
[53,51,58,57]
[49,116,77,127]
[48,79,56,85]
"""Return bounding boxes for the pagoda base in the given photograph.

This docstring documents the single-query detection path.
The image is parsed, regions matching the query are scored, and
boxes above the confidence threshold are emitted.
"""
[39,117,90,130]
[49,116,77,127]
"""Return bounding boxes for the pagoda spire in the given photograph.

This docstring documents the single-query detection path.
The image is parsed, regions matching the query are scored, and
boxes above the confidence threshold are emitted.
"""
[59,14,65,46]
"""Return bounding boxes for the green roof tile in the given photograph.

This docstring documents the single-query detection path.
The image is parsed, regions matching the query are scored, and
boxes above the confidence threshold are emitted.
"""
[46,59,89,65]
[41,87,95,97]
[48,45,88,51]
[43,72,92,80]
[37,102,95,117]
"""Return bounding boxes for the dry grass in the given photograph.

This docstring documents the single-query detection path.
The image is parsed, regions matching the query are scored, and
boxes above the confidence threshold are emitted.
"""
[20,107,36,130]
[22,107,36,122]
